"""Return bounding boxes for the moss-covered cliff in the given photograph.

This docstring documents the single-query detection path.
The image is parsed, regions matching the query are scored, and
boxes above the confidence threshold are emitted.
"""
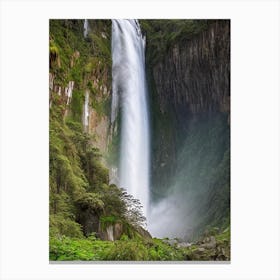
[49,20,148,244]
[49,20,112,153]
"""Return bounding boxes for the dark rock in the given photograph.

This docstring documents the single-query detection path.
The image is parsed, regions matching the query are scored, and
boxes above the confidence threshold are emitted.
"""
[196,247,206,253]
[202,236,217,249]
[152,21,230,116]
[99,222,124,241]
[76,208,100,237]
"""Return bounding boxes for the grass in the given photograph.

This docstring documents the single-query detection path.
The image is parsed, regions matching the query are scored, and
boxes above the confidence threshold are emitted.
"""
[50,236,113,261]
[49,235,185,261]
[50,225,230,261]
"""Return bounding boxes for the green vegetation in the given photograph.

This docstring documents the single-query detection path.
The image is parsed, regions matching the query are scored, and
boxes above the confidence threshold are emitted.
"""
[50,236,109,261]
[49,98,147,236]
[49,20,147,254]
[50,236,184,261]
[50,226,230,261]
[49,19,230,261]
[49,19,112,120]
[50,85,151,259]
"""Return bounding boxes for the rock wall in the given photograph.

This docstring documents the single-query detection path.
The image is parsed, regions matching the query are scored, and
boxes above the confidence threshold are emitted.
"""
[145,20,230,238]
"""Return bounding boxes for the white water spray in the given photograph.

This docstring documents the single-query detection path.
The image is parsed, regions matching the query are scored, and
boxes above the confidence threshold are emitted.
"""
[84,19,89,38]
[83,89,89,129]
[111,19,150,218]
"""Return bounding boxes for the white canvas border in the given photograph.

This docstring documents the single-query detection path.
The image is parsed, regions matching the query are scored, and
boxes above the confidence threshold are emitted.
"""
[0,0,279,279]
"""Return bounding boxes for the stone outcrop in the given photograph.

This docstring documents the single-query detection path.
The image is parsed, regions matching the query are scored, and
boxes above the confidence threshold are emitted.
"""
[76,208,100,237]
[99,222,152,241]
[49,23,112,156]
[162,229,230,261]
[187,234,230,261]
[99,222,123,241]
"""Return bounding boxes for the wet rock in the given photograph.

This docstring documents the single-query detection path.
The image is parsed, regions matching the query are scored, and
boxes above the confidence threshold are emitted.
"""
[152,21,230,116]
[203,236,216,249]
[177,242,193,248]
[196,247,206,254]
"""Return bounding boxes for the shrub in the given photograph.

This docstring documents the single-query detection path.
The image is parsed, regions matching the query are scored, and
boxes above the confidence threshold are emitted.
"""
[75,192,104,212]
[50,214,83,238]
[102,240,149,261]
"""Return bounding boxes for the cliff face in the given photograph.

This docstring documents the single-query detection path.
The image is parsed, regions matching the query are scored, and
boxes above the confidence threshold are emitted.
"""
[153,21,230,115]
[144,20,230,239]
[49,20,154,243]
[49,20,112,156]
[49,20,121,242]
[49,19,230,242]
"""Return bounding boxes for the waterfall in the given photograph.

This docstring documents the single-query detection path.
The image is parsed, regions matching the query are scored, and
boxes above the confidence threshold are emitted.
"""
[111,19,150,218]
[65,81,74,105]
[84,19,89,38]
[83,89,89,130]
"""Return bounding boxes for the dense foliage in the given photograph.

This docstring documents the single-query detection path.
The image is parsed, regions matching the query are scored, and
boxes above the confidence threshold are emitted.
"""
[50,227,230,261]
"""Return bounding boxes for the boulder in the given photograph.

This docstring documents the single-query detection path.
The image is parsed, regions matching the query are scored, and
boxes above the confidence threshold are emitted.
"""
[202,236,216,249]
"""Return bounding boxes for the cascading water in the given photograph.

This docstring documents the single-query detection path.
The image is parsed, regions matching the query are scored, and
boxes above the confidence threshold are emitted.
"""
[83,89,89,130]
[111,19,150,218]
[83,19,89,38]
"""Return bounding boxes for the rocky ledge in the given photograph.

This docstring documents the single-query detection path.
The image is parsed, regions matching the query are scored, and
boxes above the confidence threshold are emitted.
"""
[162,227,230,261]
